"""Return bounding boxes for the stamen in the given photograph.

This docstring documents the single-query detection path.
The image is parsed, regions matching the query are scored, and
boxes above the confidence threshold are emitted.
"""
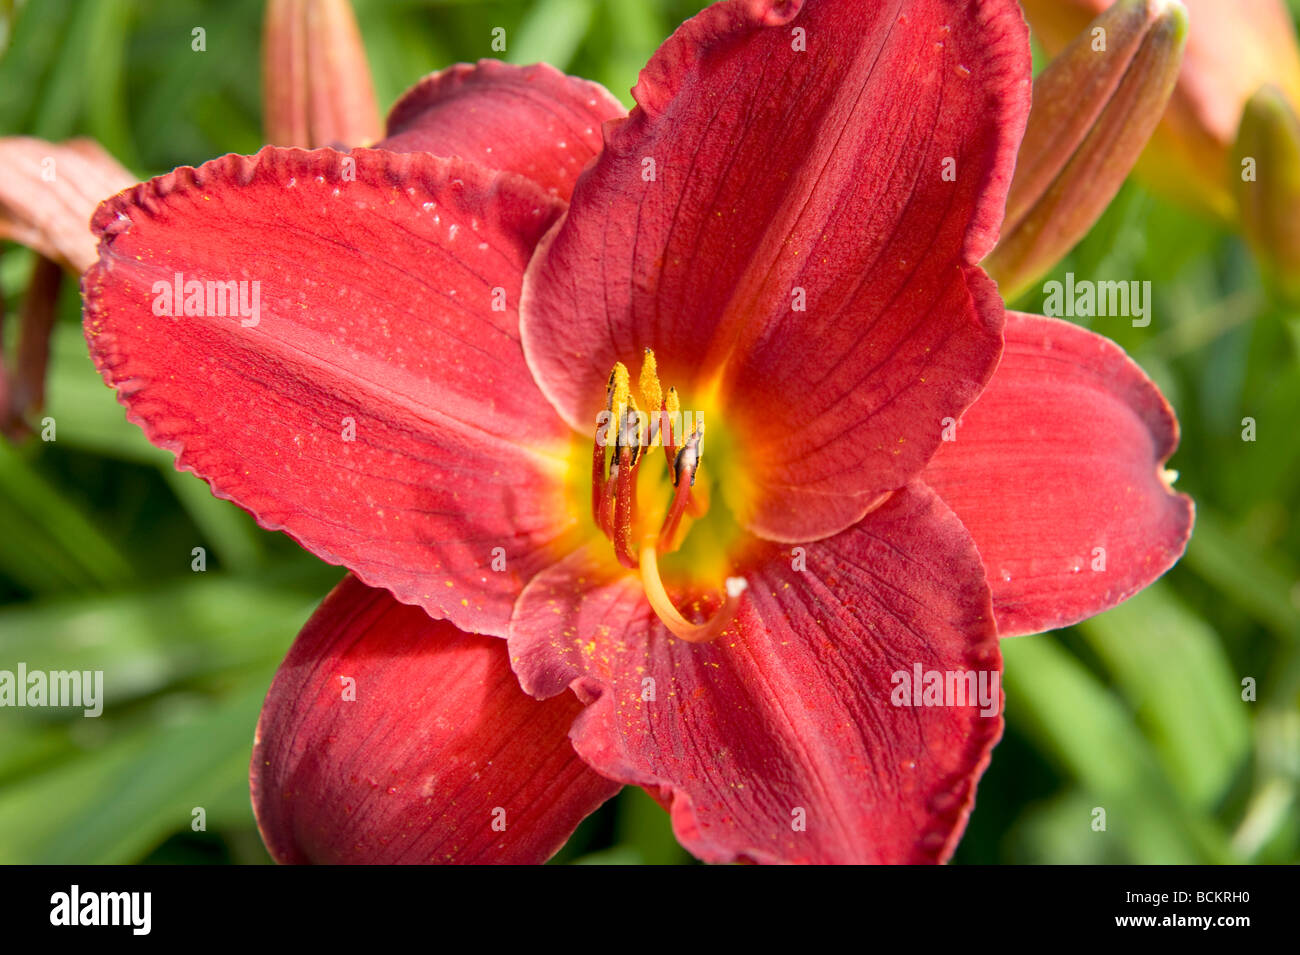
[590,436,606,528]
[640,538,746,643]
[613,408,642,568]
[623,395,642,468]
[662,387,681,466]
[686,473,709,518]
[594,363,632,531]
[600,463,618,536]
[659,425,704,553]
[609,361,630,443]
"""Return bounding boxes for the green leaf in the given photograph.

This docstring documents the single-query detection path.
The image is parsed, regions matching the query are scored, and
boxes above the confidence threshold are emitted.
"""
[0,442,136,594]
[593,0,667,106]
[1184,510,1300,644]
[614,786,691,865]
[79,0,138,168]
[1007,789,1116,864]
[1002,635,1236,863]
[1078,583,1251,808]
[0,678,271,863]
[0,573,322,707]
[0,0,71,129]
[508,0,594,70]
[159,468,266,573]
[43,320,163,464]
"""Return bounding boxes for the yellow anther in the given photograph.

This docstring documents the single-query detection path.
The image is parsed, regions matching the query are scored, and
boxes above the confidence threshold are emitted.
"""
[639,348,663,417]
[608,362,630,443]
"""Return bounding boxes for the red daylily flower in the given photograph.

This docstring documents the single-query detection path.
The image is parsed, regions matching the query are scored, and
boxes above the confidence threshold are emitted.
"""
[82,0,1192,864]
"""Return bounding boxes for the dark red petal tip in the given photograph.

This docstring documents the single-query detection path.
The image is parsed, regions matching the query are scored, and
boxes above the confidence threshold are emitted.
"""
[252,574,620,864]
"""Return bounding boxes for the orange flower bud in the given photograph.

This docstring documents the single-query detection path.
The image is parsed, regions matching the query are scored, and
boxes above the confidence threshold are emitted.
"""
[1020,0,1300,220]
[0,137,133,272]
[262,0,382,148]
[986,0,1186,299]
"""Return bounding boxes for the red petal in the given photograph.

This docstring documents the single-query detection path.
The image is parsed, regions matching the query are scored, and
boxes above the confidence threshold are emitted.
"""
[252,574,620,864]
[520,0,1031,541]
[922,312,1194,636]
[509,483,1002,864]
[383,60,625,201]
[83,147,574,636]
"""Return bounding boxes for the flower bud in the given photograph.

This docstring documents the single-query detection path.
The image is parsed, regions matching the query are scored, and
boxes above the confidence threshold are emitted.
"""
[0,137,133,437]
[262,0,382,148]
[1233,85,1300,301]
[0,137,133,272]
[1020,0,1300,220]
[986,0,1187,300]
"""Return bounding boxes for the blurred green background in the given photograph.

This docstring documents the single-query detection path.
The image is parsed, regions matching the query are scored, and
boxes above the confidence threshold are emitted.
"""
[0,0,1297,865]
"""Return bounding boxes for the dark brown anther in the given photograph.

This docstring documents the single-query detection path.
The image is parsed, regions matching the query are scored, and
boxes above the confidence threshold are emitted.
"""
[605,366,619,407]
[671,426,704,487]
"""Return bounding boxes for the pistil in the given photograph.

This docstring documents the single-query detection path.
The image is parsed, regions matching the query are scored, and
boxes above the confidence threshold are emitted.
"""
[639,540,748,643]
